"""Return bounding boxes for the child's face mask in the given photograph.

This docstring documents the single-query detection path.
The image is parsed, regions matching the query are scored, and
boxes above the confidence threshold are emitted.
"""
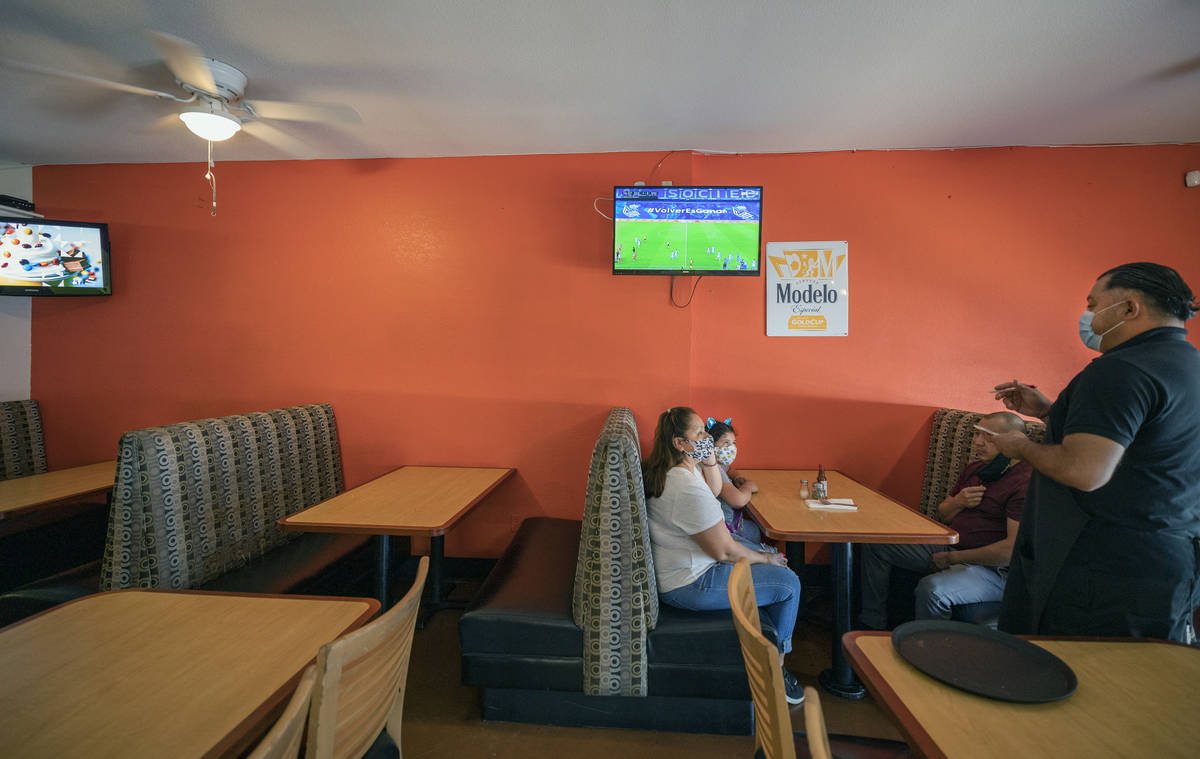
[715,443,737,467]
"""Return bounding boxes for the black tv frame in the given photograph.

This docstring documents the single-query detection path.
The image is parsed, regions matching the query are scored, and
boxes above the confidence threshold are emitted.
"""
[611,185,763,277]
[0,216,112,297]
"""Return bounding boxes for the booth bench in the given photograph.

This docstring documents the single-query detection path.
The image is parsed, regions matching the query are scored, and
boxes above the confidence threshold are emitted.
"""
[0,403,373,624]
[458,407,777,736]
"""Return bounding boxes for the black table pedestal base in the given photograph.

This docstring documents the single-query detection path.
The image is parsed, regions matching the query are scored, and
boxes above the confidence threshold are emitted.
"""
[821,541,866,699]
[819,667,866,700]
[375,534,392,608]
[417,534,465,628]
[378,533,462,627]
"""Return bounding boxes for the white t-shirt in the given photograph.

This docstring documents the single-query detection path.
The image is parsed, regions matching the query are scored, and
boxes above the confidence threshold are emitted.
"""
[647,465,724,592]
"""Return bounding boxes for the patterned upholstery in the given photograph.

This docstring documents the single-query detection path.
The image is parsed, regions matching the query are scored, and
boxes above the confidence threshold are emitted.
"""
[918,408,1045,519]
[0,400,47,481]
[101,404,344,591]
[572,407,659,697]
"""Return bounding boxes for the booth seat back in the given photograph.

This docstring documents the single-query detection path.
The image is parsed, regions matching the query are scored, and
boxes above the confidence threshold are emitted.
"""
[101,404,344,591]
[572,407,659,697]
[918,407,1045,519]
[1,399,47,481]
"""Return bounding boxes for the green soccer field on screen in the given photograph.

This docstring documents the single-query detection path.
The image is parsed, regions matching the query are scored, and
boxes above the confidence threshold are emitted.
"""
[614,220,760,272]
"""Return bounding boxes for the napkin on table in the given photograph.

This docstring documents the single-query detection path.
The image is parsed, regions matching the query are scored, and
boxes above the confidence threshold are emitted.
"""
[805,498,858,511]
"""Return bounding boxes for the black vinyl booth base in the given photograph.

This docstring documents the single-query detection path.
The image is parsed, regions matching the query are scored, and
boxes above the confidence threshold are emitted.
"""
[479,687,754,736]
[459,517,782,735]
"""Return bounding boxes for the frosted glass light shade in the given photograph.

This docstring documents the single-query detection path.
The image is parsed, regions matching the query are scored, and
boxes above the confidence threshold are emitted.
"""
[180,110,242,141]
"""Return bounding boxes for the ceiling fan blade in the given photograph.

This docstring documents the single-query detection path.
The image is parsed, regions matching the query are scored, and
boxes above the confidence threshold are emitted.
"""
[242,120,313,158]
[1142,53,1200,84]
[0,57,186,100]
[144,112,184,133]
[145,30,217,94]
[243,99,361,124]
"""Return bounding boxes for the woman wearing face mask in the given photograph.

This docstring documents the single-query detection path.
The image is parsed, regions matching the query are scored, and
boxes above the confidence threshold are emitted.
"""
[643,407,806,704]
[706,417,776,553]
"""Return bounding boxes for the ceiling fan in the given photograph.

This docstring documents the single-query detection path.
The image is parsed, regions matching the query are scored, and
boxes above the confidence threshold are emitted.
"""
[0,30,360,154]
[1,30,361,214]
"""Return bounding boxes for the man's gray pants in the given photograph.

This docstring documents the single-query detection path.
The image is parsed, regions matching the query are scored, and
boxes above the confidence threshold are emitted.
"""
[859,542,1009,630]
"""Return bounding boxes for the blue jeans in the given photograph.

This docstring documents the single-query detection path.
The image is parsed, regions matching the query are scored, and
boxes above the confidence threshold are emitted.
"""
[660,562,801,653]
[859,542,1009,629]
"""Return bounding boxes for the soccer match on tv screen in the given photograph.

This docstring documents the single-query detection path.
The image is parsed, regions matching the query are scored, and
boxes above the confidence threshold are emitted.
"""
[612,186,762,275]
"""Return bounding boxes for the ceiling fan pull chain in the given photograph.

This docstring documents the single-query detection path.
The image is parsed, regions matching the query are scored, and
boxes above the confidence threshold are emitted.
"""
[204,140,217,216]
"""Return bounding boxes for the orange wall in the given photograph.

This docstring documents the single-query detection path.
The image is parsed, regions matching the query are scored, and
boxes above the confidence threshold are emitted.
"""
[688,147,1200,501]
[30,145,1200,558]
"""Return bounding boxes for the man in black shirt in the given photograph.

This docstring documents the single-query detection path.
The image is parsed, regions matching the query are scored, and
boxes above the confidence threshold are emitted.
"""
[991,262,1200,642]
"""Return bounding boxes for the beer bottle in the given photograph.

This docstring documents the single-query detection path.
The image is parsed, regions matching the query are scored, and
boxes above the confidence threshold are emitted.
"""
[813,465,828,499]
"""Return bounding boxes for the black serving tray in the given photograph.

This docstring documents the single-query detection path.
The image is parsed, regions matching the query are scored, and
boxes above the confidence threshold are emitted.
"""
[891,620,1077,703]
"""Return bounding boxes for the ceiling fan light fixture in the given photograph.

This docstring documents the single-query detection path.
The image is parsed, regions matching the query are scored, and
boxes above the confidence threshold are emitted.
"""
[179,103,242,141]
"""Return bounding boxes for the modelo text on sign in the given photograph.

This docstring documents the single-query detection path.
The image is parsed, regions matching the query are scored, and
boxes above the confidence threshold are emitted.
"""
[775,283,839,304]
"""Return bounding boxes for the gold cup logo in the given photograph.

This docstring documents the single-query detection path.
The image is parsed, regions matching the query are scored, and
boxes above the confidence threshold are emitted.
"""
[788,315,827,330]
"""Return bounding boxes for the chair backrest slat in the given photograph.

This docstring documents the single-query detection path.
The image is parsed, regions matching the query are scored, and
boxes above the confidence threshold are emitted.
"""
[306,556,428,759]
[802,687,833,759]
[248,665,316,759]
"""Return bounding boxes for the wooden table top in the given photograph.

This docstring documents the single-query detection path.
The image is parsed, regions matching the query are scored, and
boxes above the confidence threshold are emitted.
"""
[738,469,958,544]
[0,590,378,759]
[0,460,116,520]
[844,631,1200,759]
[279,465,514,536]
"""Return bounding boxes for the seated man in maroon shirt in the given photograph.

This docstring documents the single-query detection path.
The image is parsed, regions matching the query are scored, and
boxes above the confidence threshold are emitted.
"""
[859,411,1033,629]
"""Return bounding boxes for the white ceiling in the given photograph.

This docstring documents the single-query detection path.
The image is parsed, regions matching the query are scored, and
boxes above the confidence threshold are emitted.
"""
[2,0,1199,165]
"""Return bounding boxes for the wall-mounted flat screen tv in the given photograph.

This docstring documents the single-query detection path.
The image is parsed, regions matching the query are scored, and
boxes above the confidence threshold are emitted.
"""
[0,217,111,296]
[613,186,762,276]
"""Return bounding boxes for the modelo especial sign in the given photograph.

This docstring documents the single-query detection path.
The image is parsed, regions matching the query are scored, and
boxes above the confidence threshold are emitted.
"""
[765,241,848,337]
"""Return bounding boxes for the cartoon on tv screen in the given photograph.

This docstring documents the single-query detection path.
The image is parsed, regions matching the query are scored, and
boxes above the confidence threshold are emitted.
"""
[0,221,106,290]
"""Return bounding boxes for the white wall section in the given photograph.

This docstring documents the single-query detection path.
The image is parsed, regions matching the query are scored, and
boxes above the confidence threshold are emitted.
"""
[0,164,33,401]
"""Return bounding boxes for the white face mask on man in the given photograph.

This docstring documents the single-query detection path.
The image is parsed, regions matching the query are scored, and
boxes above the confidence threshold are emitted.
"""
[1078,300,1126,351]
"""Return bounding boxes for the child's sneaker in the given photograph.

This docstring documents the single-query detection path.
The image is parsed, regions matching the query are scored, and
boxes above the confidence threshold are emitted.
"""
[782,668,805,705]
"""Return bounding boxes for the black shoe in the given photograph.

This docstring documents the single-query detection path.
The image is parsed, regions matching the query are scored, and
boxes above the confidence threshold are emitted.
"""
[782,668,805,705]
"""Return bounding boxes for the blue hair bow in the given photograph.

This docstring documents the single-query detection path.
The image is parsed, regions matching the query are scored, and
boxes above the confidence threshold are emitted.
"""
[705,417,733,429]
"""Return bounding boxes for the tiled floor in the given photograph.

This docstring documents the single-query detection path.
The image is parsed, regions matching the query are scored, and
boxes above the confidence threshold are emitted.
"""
[400,592,904,758]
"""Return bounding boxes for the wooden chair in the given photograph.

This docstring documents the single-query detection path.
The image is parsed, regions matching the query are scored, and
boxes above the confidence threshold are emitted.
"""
[306,556,429,759]
[728,558,795,759]
[248,665,316,759]
[728,559,913,759]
